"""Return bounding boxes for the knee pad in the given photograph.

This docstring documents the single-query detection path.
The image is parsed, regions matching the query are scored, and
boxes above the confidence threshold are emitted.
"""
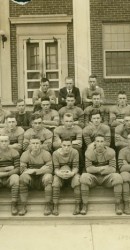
[80,173,91,186]
[19,173,31,185]
[111,173,123,186]
[52,175,62,188]
[71,174,80,188]
[120,172,130,183]
[42,174,53,186]
[9,174,19,186]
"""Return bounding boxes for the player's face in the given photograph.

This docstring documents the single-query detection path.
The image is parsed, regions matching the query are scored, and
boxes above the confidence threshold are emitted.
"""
[62,140,72,154]
[124,116,130,129]
[92,95,101,106]
[65,79,73,90]
[32,118,42,131]
[30,139,41,151]
[17,101,25,113]
[89,77,97,89]
[41,81,49,92]
[41,101,50,112]
[118,94,127,106]
[0,136,9,150]
[66,97,75,107]
[95,136,105,151]
[6,118,17,130]
[63,116,73,128]
[91,114,101,126]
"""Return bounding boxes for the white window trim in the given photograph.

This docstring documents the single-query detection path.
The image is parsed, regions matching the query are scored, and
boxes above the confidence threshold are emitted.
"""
[103,49,130,79]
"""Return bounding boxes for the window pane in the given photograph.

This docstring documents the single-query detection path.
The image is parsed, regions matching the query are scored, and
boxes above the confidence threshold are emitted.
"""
[45,43,58,70]
[27,82,40,89]
[106,51,130,76]
[49,81,59,88]
[27,72,40,79]
[28,91,33,98]
[46,72,59,79]
[27,43,39,70]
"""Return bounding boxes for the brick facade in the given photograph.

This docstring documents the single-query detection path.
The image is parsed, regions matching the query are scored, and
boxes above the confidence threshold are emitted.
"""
[90,0,130,102]
[9,0,74,102]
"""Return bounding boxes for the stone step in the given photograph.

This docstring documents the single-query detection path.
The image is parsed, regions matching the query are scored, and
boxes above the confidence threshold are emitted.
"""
[0,187,129,225]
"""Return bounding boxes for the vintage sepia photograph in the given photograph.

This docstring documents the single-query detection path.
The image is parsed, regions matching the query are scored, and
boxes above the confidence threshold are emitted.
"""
[0,0,130,249]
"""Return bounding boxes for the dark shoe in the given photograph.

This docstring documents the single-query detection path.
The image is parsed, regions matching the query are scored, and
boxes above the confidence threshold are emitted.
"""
[44,203,52,216]
[19,205,27,216]
[11,203,18,216]
[124,202,130,215]
[73,203,80,215]
[80,204,88,215]
[52,204,59,216]
[115,203,123,215]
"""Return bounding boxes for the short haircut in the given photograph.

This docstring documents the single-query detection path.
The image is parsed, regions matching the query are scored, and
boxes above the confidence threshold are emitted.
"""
[94,133,105,140]
[118,91,127,96]
[41,77,49,83]
[65,76,73,82]
[63,112,74,119]
[92,92,101,98]
[31,113,42,121]
[61,136,72,143]
[41,96,50,102]
[89,74,97,79]
[90,109,101,119]
[16,98,25,104]
[30,137,41,142]
[66,93,75,99]
[6,113,16,120]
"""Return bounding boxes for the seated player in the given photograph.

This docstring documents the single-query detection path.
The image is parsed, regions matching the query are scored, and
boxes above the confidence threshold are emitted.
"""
[82,75,105,109]
[53,113,82,151]
[37,97,59,131]
[58,77,81,108]
[84,92,109,126]
[59,93,84,128]
[0,114,24,154]
[0,135,20,215]
[115,115,130,151]
[80,134,123,215]
[83,110,111,149]
[110,91,130,128]
[19,138,53,216]
[118,134,130,214]
[53,113,83,174]
[23,113,53,152]
[52,137,81,216]
[32,77,57,112]
[14,98,32,131]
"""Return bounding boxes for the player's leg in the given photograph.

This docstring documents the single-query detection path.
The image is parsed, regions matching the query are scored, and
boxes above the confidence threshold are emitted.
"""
[7,174,19,215]
[19,173,32,216]
[71,174,81,215]
[42,173,53,216]
[103,173,123,215]
[120,172,130,214]
[80,173,97,215]
[52,175,62,216]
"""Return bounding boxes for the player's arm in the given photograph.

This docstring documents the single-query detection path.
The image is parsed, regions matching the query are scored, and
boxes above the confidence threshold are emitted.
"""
[43,111,59,127]
[104,126,111,147]
[83,127,92,147]
[32,90,41,105]
[84,109,90,127]
[82,89,92,103]
[100,158,116,175]
[74,109,84,128]
[72,127,82,148]
[71,151,79,175]
[36,152,53,175]
[86,154,103,174]
[41,130,53,152]
[53,128,61,150]
[115,126,128,147]
[118,150,130,172]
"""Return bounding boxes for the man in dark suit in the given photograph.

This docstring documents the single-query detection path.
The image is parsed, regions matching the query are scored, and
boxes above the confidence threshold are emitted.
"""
[58,77,81,108]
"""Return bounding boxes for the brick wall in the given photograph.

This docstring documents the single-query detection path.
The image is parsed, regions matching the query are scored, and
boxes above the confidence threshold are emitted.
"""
[9,0,74,102]
[90,0,130,102]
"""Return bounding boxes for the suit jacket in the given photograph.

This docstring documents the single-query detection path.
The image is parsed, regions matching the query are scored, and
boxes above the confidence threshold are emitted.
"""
[58,86,81,108]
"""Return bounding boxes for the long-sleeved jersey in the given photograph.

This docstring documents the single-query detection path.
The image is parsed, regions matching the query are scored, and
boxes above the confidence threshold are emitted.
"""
[58,106,84,128]
[83,123,111,147]
[110,105,130,127]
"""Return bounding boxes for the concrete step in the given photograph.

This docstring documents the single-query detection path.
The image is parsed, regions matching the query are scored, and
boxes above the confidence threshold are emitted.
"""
[0,187,129,225]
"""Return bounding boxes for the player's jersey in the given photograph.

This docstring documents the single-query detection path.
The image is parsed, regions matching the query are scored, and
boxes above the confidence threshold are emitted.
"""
[84,105,109,126]
[110,105,130,127]
[118,147,130,171]
[0,147,20,170]
[53,148,79,171]
[59,106,84,128]
[0,126,24,144]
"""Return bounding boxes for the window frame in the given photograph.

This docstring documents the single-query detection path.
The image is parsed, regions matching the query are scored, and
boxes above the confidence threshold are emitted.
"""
[103,23,130,79]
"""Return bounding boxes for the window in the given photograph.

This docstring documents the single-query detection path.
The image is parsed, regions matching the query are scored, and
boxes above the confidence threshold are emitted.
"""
[103,24,130,78]
[24,39,61,103]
